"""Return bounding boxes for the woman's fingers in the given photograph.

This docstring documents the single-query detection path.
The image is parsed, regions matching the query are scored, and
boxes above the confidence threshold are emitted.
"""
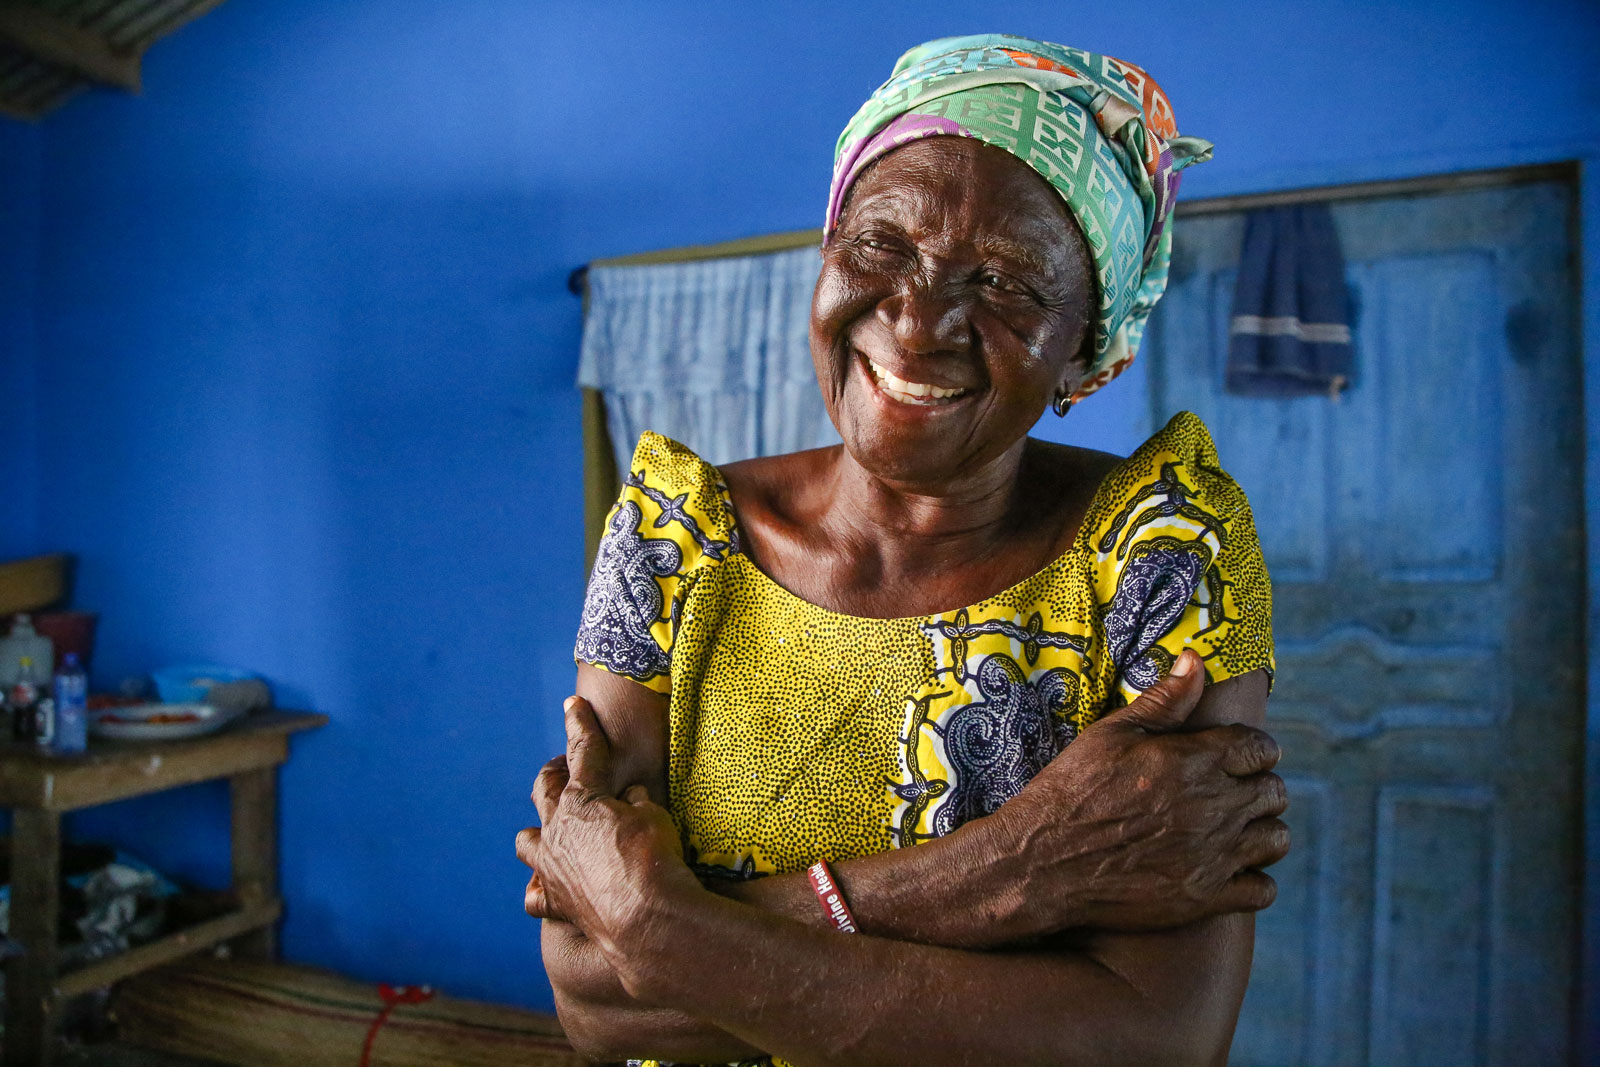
[1239,771,1289,821]
[524,871,553,918]
[517,827,566,920]
[533,755,569,824]
[515,825,541,868]
[1221,869,1279,913]
[1235,815,1291,871]
[1094,649,1207,734]
[1215,723,1283,777]
[564,696,614,795]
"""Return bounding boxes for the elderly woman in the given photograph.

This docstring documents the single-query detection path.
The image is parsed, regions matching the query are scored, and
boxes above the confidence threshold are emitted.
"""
[519,34,1286,1067]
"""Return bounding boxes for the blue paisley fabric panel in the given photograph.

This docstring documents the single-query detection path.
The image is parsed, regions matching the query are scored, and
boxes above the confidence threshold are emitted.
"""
[574,432,741,694]
[1093,411,1275,704]
[913,639,1082,839]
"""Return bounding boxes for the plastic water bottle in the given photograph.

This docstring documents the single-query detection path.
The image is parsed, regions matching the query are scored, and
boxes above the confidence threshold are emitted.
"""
[52,652,88,755]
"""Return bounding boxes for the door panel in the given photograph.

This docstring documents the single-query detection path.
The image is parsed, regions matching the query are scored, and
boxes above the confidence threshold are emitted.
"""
[1245,773,1340,1064]
[1368,786,1496,1066]
[1143,179,1581,1066]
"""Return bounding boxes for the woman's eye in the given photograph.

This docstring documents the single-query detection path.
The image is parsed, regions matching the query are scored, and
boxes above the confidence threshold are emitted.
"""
[856,234,899,253]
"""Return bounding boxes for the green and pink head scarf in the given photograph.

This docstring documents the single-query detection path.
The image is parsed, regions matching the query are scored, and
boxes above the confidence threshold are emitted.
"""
[827,34,1212,399]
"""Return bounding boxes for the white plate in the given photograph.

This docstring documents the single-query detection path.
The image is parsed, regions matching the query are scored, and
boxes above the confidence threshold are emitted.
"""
[89,702,242,741]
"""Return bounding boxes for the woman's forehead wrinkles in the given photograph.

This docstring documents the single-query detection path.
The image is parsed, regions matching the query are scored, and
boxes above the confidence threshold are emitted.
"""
[846,182,1069,285]
[845,170,942,222]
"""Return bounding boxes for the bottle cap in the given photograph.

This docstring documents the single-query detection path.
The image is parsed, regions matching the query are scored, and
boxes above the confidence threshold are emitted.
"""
[62,653,80,668]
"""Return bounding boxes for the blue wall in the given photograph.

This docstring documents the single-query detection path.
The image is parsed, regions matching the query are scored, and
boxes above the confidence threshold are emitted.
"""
[1581,156,1600,1066]
[1,0,1595,1016]
[0,121,40,560]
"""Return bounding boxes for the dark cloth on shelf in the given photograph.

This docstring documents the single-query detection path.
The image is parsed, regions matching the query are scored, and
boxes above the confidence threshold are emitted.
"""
[1226,203,1354,397]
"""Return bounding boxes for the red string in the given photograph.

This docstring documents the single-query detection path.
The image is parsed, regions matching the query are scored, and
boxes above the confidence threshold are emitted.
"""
[359,982,436,1067]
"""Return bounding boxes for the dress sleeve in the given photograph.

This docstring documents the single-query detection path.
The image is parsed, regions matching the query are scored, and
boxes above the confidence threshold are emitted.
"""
[573,432,739,694]
[1092,411,1275,705]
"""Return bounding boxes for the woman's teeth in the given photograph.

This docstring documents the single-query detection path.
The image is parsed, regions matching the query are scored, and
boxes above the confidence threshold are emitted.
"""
[867,359,971,405]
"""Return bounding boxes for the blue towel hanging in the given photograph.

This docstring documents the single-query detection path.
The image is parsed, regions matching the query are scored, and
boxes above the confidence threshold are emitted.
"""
[1225,203,1354,397]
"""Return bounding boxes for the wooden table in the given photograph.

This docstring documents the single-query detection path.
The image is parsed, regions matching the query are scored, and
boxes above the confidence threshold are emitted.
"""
[0,711,327,1066]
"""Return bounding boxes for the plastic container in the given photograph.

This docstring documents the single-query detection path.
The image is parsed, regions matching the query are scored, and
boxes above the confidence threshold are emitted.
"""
[8,658,40,741]
[10,655,54,746]
[150,664,258,704]
[31,656,55,748]
[0,615,54,688]
[52,652,88,755]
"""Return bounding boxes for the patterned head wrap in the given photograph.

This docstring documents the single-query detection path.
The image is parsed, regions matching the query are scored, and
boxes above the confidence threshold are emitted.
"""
[827,34,1213,399]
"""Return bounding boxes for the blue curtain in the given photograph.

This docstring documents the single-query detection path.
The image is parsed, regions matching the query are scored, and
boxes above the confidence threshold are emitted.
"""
[577,247,839,471]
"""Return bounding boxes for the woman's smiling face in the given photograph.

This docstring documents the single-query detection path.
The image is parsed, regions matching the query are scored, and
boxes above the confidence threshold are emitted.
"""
[811,136,1096,486]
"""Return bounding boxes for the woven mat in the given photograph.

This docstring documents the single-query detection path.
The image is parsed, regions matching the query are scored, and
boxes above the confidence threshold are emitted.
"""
[111,957,585,1067]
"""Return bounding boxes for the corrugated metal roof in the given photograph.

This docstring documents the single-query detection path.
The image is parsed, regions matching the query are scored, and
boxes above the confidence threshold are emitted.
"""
[0,0,228,119]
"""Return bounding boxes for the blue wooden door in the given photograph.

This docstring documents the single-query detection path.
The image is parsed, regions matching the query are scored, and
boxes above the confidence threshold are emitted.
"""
[1140,179,1582,1066]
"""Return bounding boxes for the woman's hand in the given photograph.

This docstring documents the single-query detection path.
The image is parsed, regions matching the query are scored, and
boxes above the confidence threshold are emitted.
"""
[969,651,1287,942]
[519,696,769,1065]
[516,757,567,923]
[518,662,1280,1063]
[520,654,1285,952]
[519,698,704,971]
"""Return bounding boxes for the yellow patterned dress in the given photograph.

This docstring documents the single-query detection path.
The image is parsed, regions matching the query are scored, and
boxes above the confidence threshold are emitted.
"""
[573,411,1274,1067]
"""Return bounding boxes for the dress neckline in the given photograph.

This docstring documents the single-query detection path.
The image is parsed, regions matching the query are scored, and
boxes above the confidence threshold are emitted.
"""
[701,444,1134,626]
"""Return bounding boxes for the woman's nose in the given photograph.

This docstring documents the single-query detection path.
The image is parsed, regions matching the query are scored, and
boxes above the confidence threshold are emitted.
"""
[876,281,971,355]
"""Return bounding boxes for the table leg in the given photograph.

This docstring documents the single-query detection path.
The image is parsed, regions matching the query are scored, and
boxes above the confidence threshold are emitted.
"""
[229,767,279,960]
[4,808,60,1066]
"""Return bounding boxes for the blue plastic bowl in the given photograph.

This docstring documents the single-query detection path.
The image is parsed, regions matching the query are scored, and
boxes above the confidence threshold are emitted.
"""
[150,664,258,704]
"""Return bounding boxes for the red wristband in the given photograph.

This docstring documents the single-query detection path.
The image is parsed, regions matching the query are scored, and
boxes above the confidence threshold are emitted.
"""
[807,860,859,934]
